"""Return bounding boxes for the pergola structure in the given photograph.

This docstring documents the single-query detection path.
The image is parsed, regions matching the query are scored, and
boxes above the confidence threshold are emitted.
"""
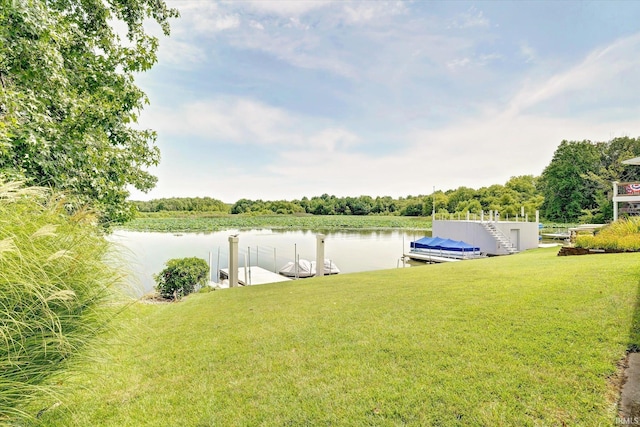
[613,156,640,220]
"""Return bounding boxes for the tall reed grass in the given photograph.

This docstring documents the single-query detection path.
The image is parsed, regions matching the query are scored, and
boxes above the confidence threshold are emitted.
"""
[575,217,640,250]
[0,181,126,423]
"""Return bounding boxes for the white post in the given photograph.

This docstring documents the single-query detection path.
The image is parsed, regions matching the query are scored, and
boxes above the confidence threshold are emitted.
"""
[228,235,239,288]
[216,247,220,283]
[243,253,248,285]
[613,181,619,220]
[521,206,525,217]
[481,211,484,222]
[316,234,326,277]
[432,186,435,220]
[294,244,298,279]
[247,247,251,285]
[208,251,212,283]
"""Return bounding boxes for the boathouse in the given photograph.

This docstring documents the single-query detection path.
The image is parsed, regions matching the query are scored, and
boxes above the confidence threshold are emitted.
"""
[432,211,540,256]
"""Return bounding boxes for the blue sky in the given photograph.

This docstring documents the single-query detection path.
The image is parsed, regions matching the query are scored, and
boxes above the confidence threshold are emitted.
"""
[130,1,640,203]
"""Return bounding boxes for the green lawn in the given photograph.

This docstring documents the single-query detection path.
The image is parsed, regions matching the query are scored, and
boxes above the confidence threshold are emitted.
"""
[31,247,640,426]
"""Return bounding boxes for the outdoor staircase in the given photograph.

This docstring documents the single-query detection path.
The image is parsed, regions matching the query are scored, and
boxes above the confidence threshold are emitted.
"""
[481,222,519,254]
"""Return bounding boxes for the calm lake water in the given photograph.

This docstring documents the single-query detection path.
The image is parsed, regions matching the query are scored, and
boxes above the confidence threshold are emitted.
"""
[110,229,431,294]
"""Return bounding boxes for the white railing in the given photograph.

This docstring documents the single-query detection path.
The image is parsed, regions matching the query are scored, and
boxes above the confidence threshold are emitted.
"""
[432,210,538,223]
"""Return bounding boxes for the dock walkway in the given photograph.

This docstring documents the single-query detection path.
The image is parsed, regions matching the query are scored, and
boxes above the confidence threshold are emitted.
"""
[218,266,291,287]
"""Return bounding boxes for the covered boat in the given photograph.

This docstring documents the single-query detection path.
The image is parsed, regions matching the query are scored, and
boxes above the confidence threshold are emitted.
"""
[279,259,340,278]
[311,259,340,275]
[410,236,480,253]
[406,236,483,262]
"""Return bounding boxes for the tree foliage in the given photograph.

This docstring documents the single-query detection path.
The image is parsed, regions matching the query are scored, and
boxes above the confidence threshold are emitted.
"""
[0,0,178,224]
[540,137,640,222]
[134,197,229,213]
[217,180,544,219]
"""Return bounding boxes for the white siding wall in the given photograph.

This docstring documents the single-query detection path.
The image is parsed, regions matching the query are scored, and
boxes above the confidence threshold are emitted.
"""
[432,220,539,256]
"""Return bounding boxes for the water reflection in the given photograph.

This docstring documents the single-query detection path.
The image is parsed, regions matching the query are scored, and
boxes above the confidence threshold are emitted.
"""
[109,228,432,294]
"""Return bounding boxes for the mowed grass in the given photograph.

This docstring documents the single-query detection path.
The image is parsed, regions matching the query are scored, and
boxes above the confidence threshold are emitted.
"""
[33,247,640,426]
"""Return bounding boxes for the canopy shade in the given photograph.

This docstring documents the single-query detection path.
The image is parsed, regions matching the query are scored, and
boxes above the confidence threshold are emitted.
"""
[410,236,480,252]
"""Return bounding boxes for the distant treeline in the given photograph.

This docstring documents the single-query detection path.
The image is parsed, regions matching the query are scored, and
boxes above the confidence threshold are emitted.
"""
[133,175,544,218]
[133,197,229,213]
[133,136,640,223]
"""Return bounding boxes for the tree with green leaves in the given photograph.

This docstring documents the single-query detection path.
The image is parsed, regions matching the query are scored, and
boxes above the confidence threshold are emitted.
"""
[0,0,178,224]
[539,140,601,222]
[539,137,640,223]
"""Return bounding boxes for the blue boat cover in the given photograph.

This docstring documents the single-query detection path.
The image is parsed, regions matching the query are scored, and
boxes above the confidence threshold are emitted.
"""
[410,236,480,252]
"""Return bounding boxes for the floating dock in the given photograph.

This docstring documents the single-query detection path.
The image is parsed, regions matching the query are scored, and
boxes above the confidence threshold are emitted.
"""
[218,266,291,287]
[403,252,462,263]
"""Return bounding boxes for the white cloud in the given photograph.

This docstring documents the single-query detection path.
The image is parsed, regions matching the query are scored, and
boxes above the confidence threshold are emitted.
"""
[308,128,360,152]
[249,20,264,30]
[142,99,297,145]
[342,2,407,24]
[157,38,206,67]
[241,0,332,16]
[446,53,501,71]
[212,14,241,31]
[519,42,536,63]
[168,1,239,34]
[507,33,640,117]
[141,97,360,153]
[446,57,471,71]
[448,7,490,29]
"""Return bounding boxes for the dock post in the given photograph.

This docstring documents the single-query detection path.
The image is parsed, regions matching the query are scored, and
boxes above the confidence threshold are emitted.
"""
[614,181,619,220]
[208,251,212,283]
[316,234,326,277]
[228,235,239,288]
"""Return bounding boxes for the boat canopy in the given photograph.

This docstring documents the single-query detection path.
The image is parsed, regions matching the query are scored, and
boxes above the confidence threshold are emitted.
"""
[410,236,480,252]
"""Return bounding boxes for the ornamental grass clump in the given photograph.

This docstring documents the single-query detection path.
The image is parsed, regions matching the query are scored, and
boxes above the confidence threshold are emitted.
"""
[0,181,125,423]
[575,217,640,250]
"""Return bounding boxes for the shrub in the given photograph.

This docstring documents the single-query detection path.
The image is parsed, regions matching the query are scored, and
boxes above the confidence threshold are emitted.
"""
[575,217,640,250]
[154,257,210,300]
[0,181,124,422]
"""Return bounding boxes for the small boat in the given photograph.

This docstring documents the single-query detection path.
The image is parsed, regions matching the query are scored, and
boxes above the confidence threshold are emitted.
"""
[279,259,340,278]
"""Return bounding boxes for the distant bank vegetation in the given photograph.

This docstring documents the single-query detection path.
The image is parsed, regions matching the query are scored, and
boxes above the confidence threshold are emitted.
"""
[132,136,640,224]
[133,175,544,219]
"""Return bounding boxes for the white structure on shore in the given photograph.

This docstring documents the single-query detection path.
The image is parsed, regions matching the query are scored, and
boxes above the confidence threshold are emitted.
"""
[432,211,540,256]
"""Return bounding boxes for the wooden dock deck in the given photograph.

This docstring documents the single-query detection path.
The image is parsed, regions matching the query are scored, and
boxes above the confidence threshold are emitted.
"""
[218,266,291,287]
